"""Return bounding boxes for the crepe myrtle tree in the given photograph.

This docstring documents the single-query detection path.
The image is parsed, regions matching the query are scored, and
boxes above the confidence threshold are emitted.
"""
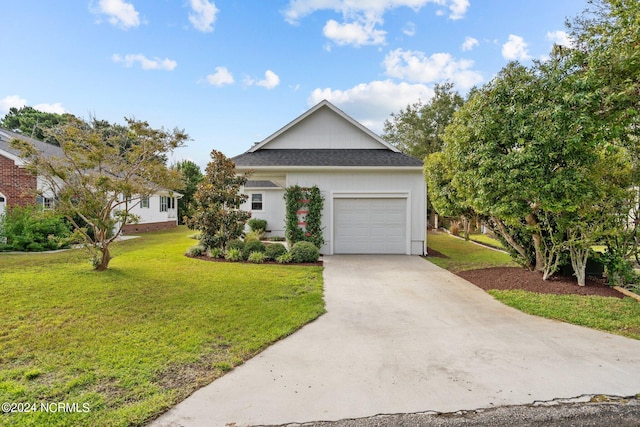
[189,150,252,251]
[11,116,187,270]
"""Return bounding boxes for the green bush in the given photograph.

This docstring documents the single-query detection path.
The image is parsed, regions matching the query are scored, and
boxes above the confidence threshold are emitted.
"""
[268,236,286,242]
[265,243,287,261]
[248,218,267,232]
[244,230,262,242]
[290,241,319,263]
[0,206,74,252]
[186,245,205,256]
[225,248,243,262]
[208,247,224,258]
[227,239,244,252]
[247,251,266,264]
[276,252,293,264]
[243,240,266,260]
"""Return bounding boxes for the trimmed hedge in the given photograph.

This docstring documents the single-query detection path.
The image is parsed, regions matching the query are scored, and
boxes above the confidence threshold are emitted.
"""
[290,241,319,263]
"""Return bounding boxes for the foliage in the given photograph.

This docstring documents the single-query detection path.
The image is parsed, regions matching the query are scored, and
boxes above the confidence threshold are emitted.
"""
[277,252,293,264]
[208,247,224,258]
[284,185,324,249]
[265,243,287,261]
[10,116,187,270]
[247,251,266,264]
[290,241,320,263]
[383,82,464,160]
[227,238,245,252]
[224,247,243,262]
[0,106,74,144]
[248,218,267,232]
[243,240,266,260]
[189,150,251,251]
[244,230,263,242]
[186,245,205,257]
[173,159,203,225]
[0,205,75,251]
[0,227,324,426]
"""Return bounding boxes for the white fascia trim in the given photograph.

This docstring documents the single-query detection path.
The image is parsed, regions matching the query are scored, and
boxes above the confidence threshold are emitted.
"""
[235,166,424,173]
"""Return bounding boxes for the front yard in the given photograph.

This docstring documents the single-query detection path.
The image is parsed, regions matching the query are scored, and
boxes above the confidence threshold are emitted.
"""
[0,227,324,426]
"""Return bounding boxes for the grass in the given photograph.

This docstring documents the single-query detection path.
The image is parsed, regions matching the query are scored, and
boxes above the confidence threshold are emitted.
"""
[0,227,324,426]
[427,230,640,340]
[468,233,505,249]
[426,231,515,272]
[488,290,640,340]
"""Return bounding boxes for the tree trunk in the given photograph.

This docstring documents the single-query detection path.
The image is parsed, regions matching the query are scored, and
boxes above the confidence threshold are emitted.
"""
[492,216,534,270]
[95,246,111,271]
[463,217,470,240]
[525,213,545,272]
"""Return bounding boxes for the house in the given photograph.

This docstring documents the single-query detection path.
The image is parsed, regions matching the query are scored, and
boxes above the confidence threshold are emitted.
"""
[0,127,180,233]
[232,100,426,255]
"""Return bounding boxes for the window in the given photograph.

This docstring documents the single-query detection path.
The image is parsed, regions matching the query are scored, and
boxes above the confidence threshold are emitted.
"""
[39,197,55,210]
[160,196,168,212]
[140,196,150,208]
[251,193,263,211]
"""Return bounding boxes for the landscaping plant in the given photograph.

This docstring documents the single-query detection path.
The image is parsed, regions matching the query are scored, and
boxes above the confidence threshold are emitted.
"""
[290,241,320,263]
[265,243,287,261]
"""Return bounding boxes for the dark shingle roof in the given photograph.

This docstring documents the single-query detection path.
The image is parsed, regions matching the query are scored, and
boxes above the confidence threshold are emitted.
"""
[232,149,423,168]
[0,128,63,159]
[245,180,281,188]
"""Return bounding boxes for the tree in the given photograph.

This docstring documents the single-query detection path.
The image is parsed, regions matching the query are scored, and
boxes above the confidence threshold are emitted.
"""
[189,150,252,251]
[11,116,187,270]
[382,82,464,160]
[1,106,74,145]
[172,160,203,225]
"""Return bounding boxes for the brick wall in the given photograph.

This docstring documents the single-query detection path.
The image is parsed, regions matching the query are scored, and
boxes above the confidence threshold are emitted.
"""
[121,221,177,234]
[0,154,37,207]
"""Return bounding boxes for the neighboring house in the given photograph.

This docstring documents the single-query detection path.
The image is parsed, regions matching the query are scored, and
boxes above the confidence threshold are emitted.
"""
[0,127,180,233]
[232,100,426,255]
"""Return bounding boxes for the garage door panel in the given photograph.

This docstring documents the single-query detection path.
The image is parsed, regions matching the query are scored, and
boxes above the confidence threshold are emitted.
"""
[334,198,407,254]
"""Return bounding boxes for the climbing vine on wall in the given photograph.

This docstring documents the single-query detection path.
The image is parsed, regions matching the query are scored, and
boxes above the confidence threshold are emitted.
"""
[284,185,324,249]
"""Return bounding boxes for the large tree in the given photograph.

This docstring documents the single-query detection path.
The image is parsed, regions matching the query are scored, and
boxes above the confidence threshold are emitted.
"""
[1,106,74,145]
[382,82,464,160]
[172,160,203,225]
[11,117,187,270]
[189,150,251,251]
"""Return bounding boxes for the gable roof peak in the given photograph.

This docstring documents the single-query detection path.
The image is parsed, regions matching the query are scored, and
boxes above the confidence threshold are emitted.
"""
[248,99,399,153]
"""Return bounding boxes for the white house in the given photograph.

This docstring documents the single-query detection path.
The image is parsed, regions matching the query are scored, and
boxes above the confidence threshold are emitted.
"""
[0,127,180,233]
[232,100,426,255]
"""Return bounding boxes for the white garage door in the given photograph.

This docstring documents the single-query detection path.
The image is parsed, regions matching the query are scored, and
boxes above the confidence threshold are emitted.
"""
[334,198,407,254]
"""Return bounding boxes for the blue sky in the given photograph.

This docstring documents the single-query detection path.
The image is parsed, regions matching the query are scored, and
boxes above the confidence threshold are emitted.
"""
[1,0,586,168]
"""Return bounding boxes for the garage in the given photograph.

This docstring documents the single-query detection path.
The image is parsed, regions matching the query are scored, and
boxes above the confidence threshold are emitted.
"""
[333,198,407,254]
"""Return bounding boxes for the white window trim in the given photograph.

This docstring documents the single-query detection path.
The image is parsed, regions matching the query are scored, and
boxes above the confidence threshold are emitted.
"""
[250,193,264,212]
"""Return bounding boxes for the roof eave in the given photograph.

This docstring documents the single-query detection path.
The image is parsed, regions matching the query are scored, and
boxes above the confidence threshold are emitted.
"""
[236,165,424,172]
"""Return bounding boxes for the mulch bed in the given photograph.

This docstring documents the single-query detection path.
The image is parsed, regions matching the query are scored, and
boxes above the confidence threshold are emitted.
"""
[186,254,323,267]
[457,267,624,299]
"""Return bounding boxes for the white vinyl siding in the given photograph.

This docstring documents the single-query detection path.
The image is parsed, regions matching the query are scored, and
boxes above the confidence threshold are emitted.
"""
[334,198,407,254]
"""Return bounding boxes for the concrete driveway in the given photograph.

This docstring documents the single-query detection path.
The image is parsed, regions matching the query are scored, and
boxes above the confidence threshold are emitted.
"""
[151,256,640,427]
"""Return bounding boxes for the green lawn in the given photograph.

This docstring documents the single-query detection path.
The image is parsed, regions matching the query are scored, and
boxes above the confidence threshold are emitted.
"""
[0,227,324,426]
[426,231,515,272]
[468,233,505,249]
[427,231,640,340]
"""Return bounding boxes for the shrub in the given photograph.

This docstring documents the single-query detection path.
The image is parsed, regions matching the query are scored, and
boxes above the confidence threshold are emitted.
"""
[208,247,224,258]
[276,252,293,264]
[248,218,267,232]
[186,245,205,257]
[268,236,286,242]
[244,230,262,242]
[0,206,74,252]
[243,240,266,260]
[225,248,243,262]
[247,251,266,264]
[265,243,287,261]
[227,239,244,252]
[449,220,461,236]
[290,241,319,263]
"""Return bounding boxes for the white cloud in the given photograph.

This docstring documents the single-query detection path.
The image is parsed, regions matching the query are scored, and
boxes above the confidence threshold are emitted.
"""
[501,34,531,61]
[308,80,434,134]
[250,70,280,90]
[546,30,574,48]
[323,19,386,46]
[383,48,483,90]
[206,67,234,86]
[112,54,177,71]
[0,95,27,114]
[91,0,140,29]
[461,36,478,51]
[448,0,469,20]
[188,0,219,32]
[402,22,416,36]
[33,103,68,114]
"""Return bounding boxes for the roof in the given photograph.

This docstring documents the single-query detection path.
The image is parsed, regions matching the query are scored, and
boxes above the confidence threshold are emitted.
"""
[245,180,281,188]
[0,128,63,163]
[233,149,423,168]
[249,100,400,153]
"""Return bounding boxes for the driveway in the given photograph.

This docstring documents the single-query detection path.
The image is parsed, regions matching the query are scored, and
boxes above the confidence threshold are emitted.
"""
[151,256,640,427]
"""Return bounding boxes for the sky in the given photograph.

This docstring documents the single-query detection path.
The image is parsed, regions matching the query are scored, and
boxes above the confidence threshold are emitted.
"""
[1,0,587,169]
